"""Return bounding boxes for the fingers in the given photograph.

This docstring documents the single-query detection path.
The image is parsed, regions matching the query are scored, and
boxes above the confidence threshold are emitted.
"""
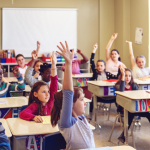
[56,51,62,56]
[38,116,43,122]
[72,49,74,54]
[65,41,69,50]
[60,42,66,50]
[57,45,63,52]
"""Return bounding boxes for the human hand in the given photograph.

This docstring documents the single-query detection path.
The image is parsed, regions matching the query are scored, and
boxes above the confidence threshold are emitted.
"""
[37,41,41,51]
[126,41,132,45]
[33,116,43,123]
[33,73,40,79]
[57,41,74,64]
[52,51,57,66]
[77,49,81,54]
[111,33,118,40]
[31,50,38,60]
[92,43,98,53]
[12,66,19,74]
[120,66,125,76]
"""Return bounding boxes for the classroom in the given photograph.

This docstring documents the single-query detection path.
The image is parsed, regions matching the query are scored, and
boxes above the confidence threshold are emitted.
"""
[0,0,150,150]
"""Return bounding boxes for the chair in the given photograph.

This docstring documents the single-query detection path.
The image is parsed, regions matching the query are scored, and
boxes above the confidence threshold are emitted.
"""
[42,132,66,150]
[21,105,28,111]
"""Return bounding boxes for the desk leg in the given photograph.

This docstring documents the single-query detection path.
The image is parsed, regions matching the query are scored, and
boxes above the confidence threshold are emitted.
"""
[93,95,97,122]
[124,109,128,145]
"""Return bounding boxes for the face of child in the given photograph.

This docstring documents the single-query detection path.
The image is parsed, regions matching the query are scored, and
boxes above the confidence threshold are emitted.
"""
[125,71,131,84]
[34,62,43,73]
[17,56,25,68]
[136,57,146,69]
[34,85,50,105]
[96,62,105,72]
[41,68,51,82]
[73,92,86,116]
[111,51,120,61]
[0,69,3,82]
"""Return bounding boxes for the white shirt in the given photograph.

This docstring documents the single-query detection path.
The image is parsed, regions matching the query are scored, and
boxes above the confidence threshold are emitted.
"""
[18,66,27,78]
[132,64,150,79]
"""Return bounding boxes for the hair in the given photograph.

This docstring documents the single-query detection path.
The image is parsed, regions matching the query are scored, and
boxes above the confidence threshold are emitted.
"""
[39,63,51,74]
[51,87,83,127]
[34,59,43,68]
[28,81,49,116]
[115,68,138,89]
[111,49,121,61]
[0,64,4,74]
[96,60,106,74]
[16,54,25,60]
[136,55,146,62]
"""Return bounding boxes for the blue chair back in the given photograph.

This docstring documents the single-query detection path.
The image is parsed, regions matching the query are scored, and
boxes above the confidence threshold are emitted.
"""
[42,132,66,150]
[21,105,28,111]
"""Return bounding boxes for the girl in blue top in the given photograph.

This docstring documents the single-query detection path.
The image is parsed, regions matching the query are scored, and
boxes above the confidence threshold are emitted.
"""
[51,41,95,150]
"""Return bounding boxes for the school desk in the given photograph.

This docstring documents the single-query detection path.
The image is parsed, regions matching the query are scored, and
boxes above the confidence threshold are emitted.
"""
[0,119,12,138]
[5,77,18,83]
[116,90,150,145]
[77,145,136,150]
[0,97,28,118]
[7,117,95,150]
[134,79,150,90]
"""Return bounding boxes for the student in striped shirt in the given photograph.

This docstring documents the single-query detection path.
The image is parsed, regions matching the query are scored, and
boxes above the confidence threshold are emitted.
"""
[51,41,95,150]
[0,65,25,97]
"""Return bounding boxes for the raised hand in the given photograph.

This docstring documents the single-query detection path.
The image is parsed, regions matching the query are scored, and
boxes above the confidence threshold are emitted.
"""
[92,43,98,53]
[120,66,125,76]
[111,33,118,40]
[37,41,41,52]
[57,41,74,64]
[126,41,132,45]
[12,66,19,74]
[77,49,81,54]
[31,50,38,60]
[33,73,40,79]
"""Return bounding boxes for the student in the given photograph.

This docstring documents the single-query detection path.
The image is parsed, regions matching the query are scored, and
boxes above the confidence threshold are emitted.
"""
[61,49,89,74]
[126,41,150,79]
[32,59,43,80]
[0,122,11,150]
[51,41,95,150]
[115,67,150,143]
[89,43,116,120]
[105,33,126,79]
[19,51,58,122]
[0,65,25,97]
[25,49,62,90]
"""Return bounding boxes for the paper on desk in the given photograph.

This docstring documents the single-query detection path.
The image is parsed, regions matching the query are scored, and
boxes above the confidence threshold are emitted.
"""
[77,146,113,150]
[42,116,50,124]
[0,101,7,104]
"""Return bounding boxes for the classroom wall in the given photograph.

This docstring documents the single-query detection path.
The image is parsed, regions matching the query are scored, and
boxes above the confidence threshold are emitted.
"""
[0,0,99,62]
[130,0,149,67]
[99,0,114,61]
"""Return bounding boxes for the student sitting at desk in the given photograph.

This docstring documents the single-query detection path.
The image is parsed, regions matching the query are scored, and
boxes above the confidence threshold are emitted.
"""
[126,41,150,79]
[61,49,88,74]
[25,43,62,90]
[115,67,150,143]
[0,65,25,97]
[105,33,126,79]
[51,41,95,150]
[0,122,10,150]
[19,51,58,122]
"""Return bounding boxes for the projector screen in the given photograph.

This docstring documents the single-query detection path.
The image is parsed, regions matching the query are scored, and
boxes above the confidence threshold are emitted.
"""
[2,8,77,57]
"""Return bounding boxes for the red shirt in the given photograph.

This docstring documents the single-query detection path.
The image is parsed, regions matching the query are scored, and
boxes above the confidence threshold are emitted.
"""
[19,75,58,121]
[125,85,132,91]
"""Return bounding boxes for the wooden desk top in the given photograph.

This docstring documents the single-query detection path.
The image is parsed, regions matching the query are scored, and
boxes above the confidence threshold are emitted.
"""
[134,79,150,85]
[115,90,150,99]
[0,119,12,137]
[5,77,18,82]
[87,81,115,87]
[6,118,59,136]
[72,73,93,78]
[0,96,28,108]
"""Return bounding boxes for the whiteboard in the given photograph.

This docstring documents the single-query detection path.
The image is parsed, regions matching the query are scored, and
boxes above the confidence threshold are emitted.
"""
[2,8,77,57]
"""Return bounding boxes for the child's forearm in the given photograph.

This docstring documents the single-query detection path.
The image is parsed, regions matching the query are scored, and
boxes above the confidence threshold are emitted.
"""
[106,38,114,60]
[51,64,57,77]
[29,59,36,68]
[80,52,88,64]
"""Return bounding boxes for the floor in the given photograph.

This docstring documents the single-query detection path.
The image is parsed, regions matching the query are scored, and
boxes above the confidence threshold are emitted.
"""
[91,103,150,150]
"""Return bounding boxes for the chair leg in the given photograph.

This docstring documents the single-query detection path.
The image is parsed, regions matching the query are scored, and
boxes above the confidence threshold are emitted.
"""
[131,121,136,148]
[107,104,111,121]
[108,114,119,142]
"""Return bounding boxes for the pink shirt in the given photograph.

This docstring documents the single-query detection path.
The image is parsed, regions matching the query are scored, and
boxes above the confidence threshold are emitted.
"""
[62,59,81,74]
[106,58,122,74]
[19,75,58,121]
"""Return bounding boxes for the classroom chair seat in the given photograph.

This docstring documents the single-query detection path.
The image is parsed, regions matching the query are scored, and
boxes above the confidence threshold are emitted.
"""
[42,132,66,150]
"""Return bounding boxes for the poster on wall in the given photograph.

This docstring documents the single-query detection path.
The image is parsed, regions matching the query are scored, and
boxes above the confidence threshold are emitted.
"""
[135,27,143,44]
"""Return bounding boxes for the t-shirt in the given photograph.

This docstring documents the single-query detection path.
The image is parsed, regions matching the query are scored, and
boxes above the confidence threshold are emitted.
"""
[97,73,107,81]
[132,64,150,79]
[62,59,81,74]
[106,58,123,74]
[18,66,27,78]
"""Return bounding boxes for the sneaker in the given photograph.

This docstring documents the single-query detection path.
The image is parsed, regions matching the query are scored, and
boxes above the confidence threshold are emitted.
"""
[118,132,125,144]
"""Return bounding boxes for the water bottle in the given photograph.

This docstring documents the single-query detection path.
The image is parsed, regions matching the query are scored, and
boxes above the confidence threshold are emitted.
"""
[8,50,10,58]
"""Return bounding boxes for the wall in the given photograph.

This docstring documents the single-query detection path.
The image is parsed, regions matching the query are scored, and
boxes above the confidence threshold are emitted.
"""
[0,0,99,61]
[130,0,149,67]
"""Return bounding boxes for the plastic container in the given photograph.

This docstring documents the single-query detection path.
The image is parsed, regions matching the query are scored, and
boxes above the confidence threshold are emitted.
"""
[11,58,16,63]
[6,58,11,63]
[57,56,61,62]
[42,54,51,62]
[1,58,6,63]
[7,50,10,58]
